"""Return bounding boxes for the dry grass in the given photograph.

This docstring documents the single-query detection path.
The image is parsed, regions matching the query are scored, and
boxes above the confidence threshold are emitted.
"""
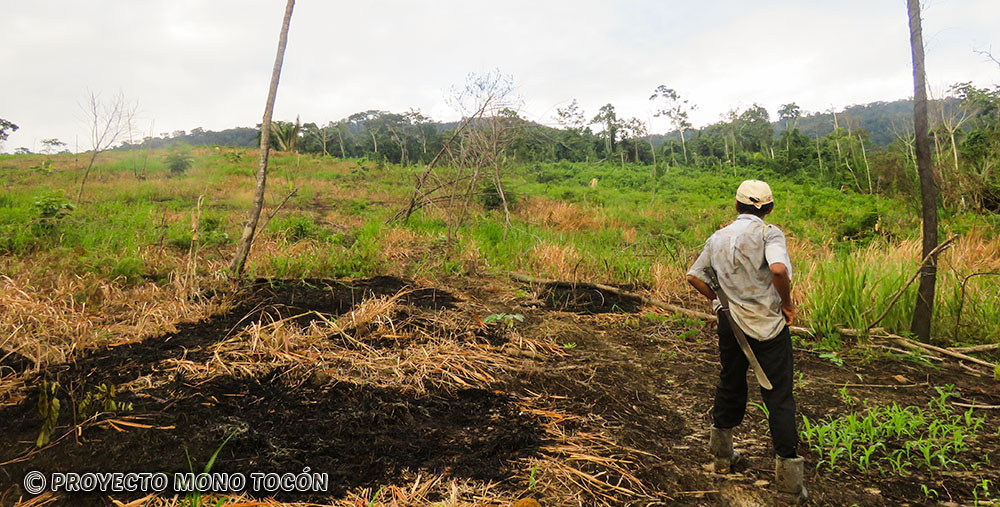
[648,261,687,302]
[0,254,228,368]
[528,242,582,281]
[518,198,606,232]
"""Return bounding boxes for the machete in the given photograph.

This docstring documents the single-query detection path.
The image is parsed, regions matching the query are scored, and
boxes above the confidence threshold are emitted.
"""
[715,288,773,390]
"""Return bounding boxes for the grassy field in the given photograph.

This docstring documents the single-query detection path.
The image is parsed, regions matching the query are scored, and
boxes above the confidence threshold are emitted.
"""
[2,148,998,366]
[1,149,999,506]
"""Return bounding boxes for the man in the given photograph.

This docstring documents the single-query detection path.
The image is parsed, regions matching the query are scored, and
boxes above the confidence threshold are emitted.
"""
[686,179,808,504]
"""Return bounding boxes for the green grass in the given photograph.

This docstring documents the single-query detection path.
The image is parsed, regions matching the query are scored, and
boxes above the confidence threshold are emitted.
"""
[2,150,999,346]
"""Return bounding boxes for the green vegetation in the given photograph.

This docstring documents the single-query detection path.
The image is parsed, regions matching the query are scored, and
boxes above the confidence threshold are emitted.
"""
[801,386,989,474]
[2,132,999,363]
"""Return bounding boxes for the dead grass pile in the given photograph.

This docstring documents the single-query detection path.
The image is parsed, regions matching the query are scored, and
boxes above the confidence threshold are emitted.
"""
[105,474,516,507]
[202,293,520,393]
[0,266,225,368]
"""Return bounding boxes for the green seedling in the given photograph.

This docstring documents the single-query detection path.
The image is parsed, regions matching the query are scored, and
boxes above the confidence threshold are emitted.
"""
[528,464,540,488]
[484,313,524,329]
[36,380,61,448]
[183,431,236,507]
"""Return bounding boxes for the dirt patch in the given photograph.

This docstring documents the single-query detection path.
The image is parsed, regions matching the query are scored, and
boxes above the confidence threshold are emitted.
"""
[538,283,642,314]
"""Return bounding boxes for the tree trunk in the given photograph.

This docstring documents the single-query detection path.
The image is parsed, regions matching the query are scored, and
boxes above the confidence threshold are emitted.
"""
[647,136,657,204]
[907,0,939,341]
[679,130,688,165]
[229,0,295,276]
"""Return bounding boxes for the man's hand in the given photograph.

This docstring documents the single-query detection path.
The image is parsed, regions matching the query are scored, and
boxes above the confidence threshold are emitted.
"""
[686,274,717,303]
[770,262,794,326]
[781,304,796,326]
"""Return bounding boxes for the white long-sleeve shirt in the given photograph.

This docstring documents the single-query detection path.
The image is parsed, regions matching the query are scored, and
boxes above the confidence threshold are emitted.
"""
[687,214,793,341]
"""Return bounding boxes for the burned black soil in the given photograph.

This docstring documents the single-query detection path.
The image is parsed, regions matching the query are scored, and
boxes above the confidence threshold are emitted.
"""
[2,274,998,506]
[0,369,541,505]
[539,283,643,314]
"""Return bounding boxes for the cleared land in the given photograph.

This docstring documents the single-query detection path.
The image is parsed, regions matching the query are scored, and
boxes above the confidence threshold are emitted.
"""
[1,150,998,506]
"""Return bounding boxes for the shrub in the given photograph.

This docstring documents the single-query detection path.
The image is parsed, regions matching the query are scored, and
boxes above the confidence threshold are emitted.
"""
[480,183,517,211]
[164,144,194,174]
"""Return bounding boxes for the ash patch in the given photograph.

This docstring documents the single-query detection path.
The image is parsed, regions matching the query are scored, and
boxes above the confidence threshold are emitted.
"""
[0,369,542,505]
[539,284,642,314]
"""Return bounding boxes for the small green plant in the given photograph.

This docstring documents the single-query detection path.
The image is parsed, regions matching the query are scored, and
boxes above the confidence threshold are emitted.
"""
[484,313,524,329]
[183,432,236,507]
[973,478,993,506]
[36,380,60,448]
[528,464,540,488]
[222,149,245,163]
[33,190,75,224]
[368,486,384,507]
[839,385,855,406]
[920,484,938,500]
[819,351,844,367]
[749,401,770,428]
[31,159,54,175]
[165,144,195,174]
[561,342,577,350]
[77,383,133,418]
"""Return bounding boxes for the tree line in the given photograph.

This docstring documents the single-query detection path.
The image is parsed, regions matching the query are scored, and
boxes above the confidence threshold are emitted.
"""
[105,81,1000,212]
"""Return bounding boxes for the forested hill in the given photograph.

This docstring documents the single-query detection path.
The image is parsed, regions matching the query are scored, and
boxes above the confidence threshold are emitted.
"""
[118,97,960,153]
[772,98,960,146]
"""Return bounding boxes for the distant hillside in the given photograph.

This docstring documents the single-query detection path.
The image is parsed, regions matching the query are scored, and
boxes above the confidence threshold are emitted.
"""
[117,127,258,150]
[774,98,961,146]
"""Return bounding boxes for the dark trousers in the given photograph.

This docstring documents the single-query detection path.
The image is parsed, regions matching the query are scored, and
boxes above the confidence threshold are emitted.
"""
[712,310,798,458]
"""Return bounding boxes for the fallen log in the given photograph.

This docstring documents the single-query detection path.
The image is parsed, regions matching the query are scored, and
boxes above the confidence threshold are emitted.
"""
[509,272,715,323]
[509,272,998,371]
[948,343,1000,354]
[892,338,997,369]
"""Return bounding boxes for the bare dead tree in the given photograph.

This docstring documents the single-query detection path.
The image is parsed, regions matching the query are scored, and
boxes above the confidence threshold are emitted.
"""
[77,89,138,203]
[395,71,522,239]
[973,46,1000,68]
[229,0,296,276]
[907,0,940,341]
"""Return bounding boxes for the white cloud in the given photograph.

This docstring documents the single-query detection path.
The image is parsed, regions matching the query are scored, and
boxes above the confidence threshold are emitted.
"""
[1,0,997,152]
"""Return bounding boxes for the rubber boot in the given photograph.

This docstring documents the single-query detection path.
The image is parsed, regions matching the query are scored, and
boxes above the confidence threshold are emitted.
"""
[775,456,809,504]
[709,426,742,473]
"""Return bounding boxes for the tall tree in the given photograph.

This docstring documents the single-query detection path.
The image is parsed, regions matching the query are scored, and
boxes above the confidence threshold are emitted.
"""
[907,0,939,341]
[555,99,587,133]
[778,102,801,154]
[650,86,694,164]
[591,103,619,157]
[229,0,296,276]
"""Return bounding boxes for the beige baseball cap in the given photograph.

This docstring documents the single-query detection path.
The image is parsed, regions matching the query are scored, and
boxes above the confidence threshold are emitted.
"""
[735,180,773,208]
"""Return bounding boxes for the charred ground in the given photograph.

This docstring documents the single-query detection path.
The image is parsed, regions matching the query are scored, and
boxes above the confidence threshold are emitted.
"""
[1,275,998,506]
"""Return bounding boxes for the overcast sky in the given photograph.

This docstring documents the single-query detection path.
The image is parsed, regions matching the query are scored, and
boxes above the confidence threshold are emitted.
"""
[2,0,998,153]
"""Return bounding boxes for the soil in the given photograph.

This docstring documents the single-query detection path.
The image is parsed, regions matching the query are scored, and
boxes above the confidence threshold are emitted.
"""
[1,275,998,506]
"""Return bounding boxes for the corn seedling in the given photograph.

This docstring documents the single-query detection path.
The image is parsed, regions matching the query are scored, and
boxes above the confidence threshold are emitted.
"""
[801,385,987,474]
